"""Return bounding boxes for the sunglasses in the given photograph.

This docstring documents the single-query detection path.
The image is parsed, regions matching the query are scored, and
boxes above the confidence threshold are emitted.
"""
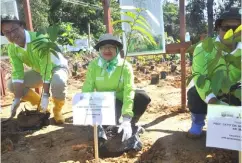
[220,25,239,32]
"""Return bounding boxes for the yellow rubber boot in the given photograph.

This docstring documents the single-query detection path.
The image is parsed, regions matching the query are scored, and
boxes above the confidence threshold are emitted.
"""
[52,98,65,124]
[22,89,41,107]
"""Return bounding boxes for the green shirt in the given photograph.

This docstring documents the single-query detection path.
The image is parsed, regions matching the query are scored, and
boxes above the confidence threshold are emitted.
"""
[192,36,241,102]
[82,57,135,117]
[8,30,67,83]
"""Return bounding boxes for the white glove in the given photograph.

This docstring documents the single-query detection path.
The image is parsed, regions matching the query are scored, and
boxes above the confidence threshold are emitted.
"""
[11,98,21,117]
[118,116,132,142]
[40,93,49,112]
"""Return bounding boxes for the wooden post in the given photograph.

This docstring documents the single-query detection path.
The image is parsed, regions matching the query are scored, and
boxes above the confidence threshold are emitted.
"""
[93,124,99,162]
[23,0,33,31]
[179,0,186,110]
[102,0,113,34]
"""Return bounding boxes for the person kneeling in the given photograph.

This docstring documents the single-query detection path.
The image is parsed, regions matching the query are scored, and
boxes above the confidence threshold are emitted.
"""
[82,34,151,154]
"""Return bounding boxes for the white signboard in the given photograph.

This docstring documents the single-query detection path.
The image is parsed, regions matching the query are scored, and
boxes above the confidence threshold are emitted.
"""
[72,92,116,125]
[206,105,242,151]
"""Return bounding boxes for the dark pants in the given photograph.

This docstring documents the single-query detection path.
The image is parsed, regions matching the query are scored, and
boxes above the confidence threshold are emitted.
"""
[115,89,151,124]
[187,84,241,114]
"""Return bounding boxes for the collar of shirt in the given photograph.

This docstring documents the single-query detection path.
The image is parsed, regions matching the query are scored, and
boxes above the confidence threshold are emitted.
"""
[24,30,31,50]
[215,36,242,55]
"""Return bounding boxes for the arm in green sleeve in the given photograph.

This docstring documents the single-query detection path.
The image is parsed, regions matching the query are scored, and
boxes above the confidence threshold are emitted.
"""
[121,63,135,117]
[8,45,24,81]
[192,44,212,101]
[39,52,52,83]
[82,61,95,92]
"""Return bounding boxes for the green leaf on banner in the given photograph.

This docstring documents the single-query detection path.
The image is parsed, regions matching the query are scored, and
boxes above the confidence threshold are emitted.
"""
[133,26,156,45]
[225,55,241,69]
[112,20,132,26]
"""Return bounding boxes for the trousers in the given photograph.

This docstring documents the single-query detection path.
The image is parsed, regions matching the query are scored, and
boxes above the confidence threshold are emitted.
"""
[7,67,69,100]
[187,84,241,114]
[115,89,151,124]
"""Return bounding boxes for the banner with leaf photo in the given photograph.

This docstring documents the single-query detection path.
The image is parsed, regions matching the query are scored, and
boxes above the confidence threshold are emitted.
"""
[118,0,165,56]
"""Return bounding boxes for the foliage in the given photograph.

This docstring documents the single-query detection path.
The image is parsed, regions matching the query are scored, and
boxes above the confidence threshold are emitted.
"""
[30,25,62,59]
[48,0,106,39]
[112,8,157,55]
[163,1,180,41]
[187,25,242,100]
[57,22,81,46]
[0,44,8,56]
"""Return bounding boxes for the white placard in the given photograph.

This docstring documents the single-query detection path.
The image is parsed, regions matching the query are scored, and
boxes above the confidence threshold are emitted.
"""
[206,105,242,151]
[72,92,116,126]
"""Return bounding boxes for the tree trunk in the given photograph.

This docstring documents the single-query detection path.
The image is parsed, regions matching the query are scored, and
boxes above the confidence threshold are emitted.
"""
[207,0,214,37]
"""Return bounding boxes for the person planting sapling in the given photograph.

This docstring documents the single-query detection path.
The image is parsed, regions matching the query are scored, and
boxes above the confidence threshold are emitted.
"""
[187,8,241,138]
[1,15,69,124]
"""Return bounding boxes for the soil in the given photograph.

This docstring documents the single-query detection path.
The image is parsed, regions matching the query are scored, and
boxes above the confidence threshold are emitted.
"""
[0,58,238,163]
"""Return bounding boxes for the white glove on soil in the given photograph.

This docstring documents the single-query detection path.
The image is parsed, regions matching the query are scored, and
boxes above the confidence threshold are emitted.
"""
[11,98,21,117]
[118,116,132,142]
[40,93,49,112]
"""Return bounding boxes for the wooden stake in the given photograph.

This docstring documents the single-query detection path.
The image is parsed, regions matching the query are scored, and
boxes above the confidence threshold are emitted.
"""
[93,124,99,163]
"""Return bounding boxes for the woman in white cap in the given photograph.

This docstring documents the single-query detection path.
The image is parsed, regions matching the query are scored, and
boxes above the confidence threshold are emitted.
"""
[82,33,151,142]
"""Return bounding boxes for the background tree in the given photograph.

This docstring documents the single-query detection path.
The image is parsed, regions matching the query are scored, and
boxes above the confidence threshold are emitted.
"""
[186,0,207,43]
[163,1,180,41]
[17,0,50,31]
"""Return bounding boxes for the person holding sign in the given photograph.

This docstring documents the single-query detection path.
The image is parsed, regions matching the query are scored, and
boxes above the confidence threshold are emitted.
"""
[82,33,151,142]
[1,15,69,124]
[187,8,241,138]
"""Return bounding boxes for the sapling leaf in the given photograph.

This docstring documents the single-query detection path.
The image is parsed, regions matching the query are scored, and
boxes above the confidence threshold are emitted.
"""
[123,11,137,20]
[223,29,234,40]
[207,50,222,77]
[48,25,59,42]
[234,35,241,43]
[50,49,60,59]
[202,37,213,53]
[221,77,231,94]
[208,64,226,78]
[211,70,224,95]
[214,41,230,53]
[226,55,241,69]
[133,26,156,45]
[196,75,206,89]
[135,19,150,30]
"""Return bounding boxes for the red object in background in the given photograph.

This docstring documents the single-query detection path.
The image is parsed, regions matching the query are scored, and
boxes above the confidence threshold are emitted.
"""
[0,68,6,96]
